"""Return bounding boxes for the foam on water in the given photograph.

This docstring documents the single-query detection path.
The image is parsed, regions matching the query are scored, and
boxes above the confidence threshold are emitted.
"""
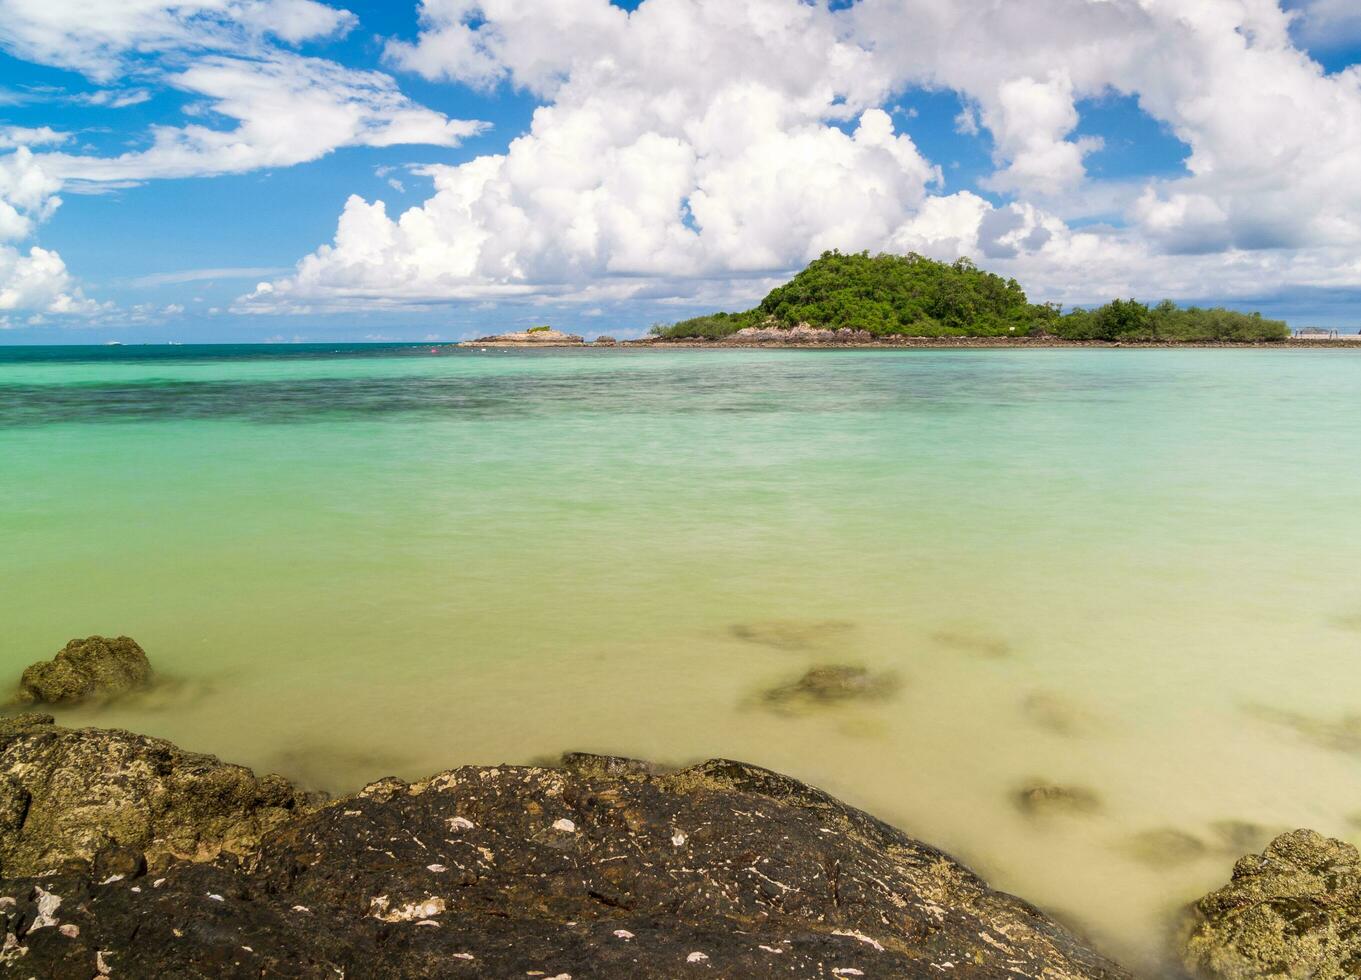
[3,344,1361,972]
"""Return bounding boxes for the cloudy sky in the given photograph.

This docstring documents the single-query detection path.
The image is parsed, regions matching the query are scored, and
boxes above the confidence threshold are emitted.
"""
[1,0,1359,342]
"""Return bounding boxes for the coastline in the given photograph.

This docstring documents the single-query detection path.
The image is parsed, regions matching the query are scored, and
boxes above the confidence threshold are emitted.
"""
[622,337,1361,350]
[457,337,1361,350]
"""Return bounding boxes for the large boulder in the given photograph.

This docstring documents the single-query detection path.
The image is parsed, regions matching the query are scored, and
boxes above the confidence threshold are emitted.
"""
[1181,829,1361,979]
[0,715,314,876]
[15,635,153,704]
[0,741,1131,978]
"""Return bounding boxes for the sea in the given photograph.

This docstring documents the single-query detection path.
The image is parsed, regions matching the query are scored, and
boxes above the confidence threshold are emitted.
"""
[3,342,1360,973]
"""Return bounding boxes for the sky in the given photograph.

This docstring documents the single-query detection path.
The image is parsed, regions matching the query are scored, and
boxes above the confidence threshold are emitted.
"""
[1,0,1360,343]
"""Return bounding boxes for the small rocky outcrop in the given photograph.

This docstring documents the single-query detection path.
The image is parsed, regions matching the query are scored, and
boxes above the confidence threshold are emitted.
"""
[593,335,618,346]
[1012,780,1102,818]
[0,715,315,876]
[0,740,1131,978]
[730,324,875,344]
[15,635,152,705]
[460,329,585,346]
[760,664,901,713]
[1181,829,1361,979]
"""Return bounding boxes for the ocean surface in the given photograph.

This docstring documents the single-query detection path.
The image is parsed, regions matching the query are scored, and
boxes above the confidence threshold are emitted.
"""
[3,342,1361,972]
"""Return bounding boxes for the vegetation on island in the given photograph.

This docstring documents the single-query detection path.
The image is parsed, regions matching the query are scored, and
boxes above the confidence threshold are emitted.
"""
[650,251,1289,343]
[527,325,553,333]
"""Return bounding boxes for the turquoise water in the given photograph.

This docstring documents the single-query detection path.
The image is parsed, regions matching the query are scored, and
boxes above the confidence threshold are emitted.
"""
[4,344,1361,972]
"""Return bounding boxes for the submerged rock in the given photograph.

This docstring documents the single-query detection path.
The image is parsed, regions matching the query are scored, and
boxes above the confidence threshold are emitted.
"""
[1120,822,1286,870]
[730,618,856,651]
[0,737,1131,978]
[1013,781,1102,818]
[1181,829,1361,979]
[931,629,1013,659]
[1122,829,1208,868]
[15,635,152,705]
[760,665,901,713]
[0,714,315,876]
[1021,691,1102,737]
[1244,704,1361,754]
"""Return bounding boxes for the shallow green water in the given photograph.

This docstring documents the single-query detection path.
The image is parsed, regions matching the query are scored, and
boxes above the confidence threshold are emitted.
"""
[4,344,1361,972]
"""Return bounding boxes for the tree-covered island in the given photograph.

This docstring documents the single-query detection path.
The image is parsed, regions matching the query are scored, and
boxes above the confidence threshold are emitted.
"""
[649,251,1289,343]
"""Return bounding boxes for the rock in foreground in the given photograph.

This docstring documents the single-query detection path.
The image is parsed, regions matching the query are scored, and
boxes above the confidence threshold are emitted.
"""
[0,722,1131,978]
[15,635,152,705]
[1181,829,1361,979]
[0,715,314,876]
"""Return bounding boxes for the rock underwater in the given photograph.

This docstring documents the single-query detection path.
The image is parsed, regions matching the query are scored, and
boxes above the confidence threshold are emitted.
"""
[0,716,1133,979]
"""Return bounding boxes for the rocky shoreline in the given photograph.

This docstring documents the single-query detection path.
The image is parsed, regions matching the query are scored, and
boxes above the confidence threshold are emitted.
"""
[621,335,1357,350]
[4,640,1359,978]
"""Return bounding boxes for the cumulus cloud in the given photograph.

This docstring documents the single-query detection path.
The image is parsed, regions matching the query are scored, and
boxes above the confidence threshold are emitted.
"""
[0,0,484,317]
[241,0,1361,316]
[242,0,938,309]
[0,147,99,315]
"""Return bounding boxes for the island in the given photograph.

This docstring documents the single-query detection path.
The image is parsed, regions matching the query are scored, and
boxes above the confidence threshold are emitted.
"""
[460,325,585,347]
[639,251,1299,346]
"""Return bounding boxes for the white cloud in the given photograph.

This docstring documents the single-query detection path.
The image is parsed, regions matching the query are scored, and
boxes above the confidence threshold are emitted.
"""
[43,53,486,182]
[0,0,357,82]
[242,0,938,310]
[0,0,484,319]
[1290,0,1361,49]
[242,0,1361,316]
[0,245,100,315]
[0,126,69,149]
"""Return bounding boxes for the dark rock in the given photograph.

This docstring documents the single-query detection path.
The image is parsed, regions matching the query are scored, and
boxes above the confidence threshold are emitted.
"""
[593,335,618,346]
[760,665,901,713]
[92,844,146,882]
[0,715,317,876]
[1181,829,1361,979]
[0,745,1131,978]
[15,635,153,705]
[730,619,856,651]
[1013,781,1102,817]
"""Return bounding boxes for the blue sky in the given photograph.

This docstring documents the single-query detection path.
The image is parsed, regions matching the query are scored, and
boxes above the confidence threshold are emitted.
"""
[0,0,1359,342]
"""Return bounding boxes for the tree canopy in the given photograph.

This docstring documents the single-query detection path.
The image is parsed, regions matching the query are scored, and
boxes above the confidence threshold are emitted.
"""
[649,251,1288,343]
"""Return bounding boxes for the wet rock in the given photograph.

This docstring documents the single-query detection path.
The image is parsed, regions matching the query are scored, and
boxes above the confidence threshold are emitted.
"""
[730,619,856,652]
[931,629,1013,659]
[1121,829,1208,869]
[1021,691,1102,736]
[15,635,153,705]
[1181,829,1361,979]
[760,665,901,713]
[0,746,1131,978]
[1013,781,1102,818]
[0,715,317,876]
